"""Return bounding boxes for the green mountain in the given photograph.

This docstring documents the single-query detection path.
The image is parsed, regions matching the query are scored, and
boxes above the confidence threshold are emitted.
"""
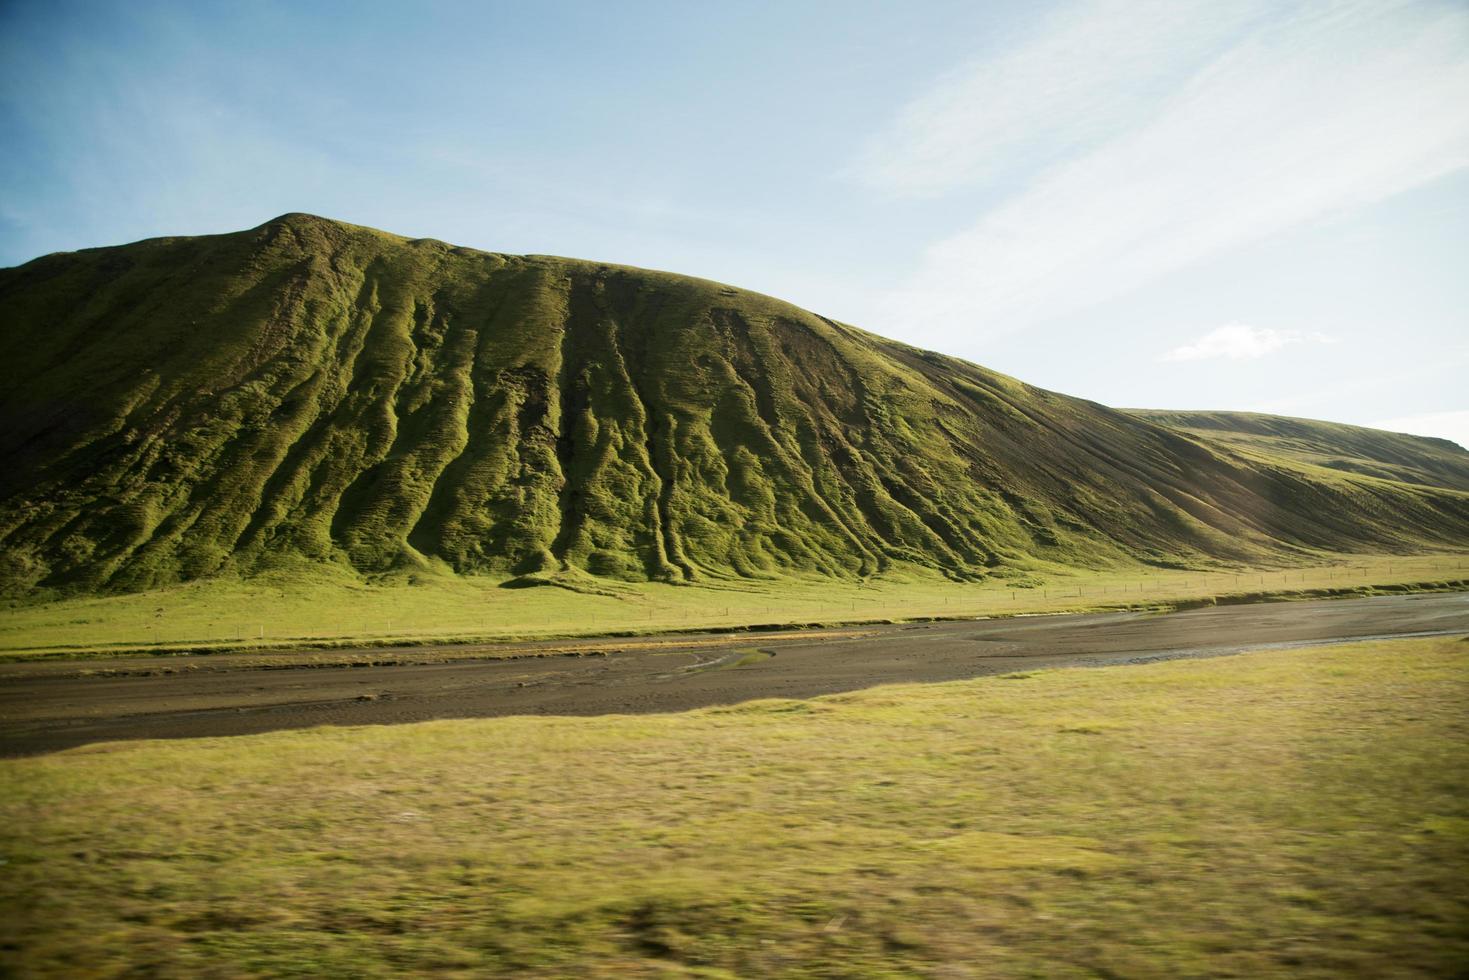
[2,213,1466,597]
[1127,410,1469,491]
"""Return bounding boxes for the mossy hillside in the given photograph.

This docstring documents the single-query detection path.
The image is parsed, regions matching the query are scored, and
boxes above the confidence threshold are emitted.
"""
[1131,409,1469,490]
[3,213,1467,597]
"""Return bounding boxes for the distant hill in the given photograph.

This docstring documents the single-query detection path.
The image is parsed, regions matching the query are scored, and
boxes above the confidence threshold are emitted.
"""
[1128,410,1469,491]
[2,213,1466,596]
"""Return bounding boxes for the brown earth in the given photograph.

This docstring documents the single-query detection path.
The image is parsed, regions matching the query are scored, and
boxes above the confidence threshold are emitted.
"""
[2,593,1465,757]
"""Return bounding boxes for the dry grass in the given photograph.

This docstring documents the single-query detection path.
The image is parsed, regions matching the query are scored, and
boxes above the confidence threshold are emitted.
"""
[4,634,1467,976]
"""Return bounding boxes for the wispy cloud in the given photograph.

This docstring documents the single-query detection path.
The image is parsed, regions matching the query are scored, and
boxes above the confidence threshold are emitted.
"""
[1371,410,1469,450]
[1160,324,1334,362]
[852,1,1268,198]
[861,0,1469,347]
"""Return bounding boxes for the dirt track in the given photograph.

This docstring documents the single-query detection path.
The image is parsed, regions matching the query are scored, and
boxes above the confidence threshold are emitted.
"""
[2,593,1465,757]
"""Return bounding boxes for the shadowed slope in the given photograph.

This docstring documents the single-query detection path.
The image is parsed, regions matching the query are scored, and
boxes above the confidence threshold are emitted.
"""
[1130,410,1469,491]
[2,214,1466,596]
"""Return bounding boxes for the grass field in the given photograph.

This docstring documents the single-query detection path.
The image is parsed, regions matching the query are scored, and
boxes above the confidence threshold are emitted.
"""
[1,552,1464,659]
[4,634,1466,976]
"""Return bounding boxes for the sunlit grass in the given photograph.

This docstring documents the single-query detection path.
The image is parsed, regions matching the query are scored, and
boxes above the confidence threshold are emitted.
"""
[1,552,1465,659]
[3,635,1467,976]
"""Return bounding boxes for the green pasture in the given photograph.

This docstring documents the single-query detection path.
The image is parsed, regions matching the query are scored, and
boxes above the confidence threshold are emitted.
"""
[2,552,1464,659]
[4,634,1466,976]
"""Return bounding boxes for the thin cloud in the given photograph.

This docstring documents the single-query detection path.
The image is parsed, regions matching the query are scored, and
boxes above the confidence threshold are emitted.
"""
[852,1,1268,198]
[1160,324,1333,362]
[864,0,1469,349]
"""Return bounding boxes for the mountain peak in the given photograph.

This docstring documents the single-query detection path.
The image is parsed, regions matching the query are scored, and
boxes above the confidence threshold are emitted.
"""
[1,218,1465,596]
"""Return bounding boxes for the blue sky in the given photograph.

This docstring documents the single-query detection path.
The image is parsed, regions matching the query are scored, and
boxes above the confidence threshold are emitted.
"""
[3,0,1467,446]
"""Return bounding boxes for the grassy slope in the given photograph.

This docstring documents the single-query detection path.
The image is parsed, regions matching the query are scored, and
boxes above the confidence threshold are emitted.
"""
[1131,408,1469,490]
[4,635,1466,976]
[3,213,1468,602]
[2,552,1465,659]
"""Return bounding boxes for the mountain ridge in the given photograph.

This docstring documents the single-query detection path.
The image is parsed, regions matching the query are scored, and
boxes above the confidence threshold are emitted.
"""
[1125,409,1469,490]
[2,213,1465,597]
